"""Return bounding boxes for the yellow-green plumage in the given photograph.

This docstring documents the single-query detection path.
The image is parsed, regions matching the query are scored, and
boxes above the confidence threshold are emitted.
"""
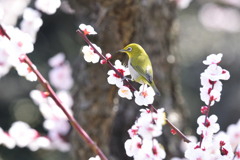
[118,43,160,96]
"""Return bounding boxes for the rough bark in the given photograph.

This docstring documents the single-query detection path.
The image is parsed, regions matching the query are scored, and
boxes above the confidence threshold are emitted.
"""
[69,0,185,159]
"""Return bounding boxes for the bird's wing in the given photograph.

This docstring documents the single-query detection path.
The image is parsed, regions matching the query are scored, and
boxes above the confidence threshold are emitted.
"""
[130,55,153,83]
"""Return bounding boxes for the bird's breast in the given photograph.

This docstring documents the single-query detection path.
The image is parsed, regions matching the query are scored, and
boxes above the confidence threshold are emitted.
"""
[128,60,143,84]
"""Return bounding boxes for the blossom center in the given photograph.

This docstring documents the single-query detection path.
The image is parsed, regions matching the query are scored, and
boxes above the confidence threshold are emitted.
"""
[113,69,125,78]
[141,90,148,98]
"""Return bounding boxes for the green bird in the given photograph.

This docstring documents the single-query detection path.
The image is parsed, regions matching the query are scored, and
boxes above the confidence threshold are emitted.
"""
[118,43,160,96]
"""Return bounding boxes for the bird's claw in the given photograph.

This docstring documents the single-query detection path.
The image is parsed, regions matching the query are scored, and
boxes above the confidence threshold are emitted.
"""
[121,76,131,82]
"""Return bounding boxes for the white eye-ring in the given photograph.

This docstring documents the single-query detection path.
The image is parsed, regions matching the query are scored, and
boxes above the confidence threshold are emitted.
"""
[127,47,132,51]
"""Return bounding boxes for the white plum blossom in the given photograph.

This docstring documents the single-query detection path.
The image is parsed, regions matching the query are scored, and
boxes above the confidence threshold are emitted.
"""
[201,64,223,81]
[79,24,97,35]
[89,155,101,160]
[5,26,34,55]
[200,76,222,91]
[0,128,16,149]
[134,84,155,106]
[128,124,139,138]
[107,60,130,88]
[185,142,210,160]
[35,0,61,15]
[135,139,166,160]
[82,44,102,63]
[15,62,38,81]
[118,86,133,100]
[203,53,223,65]
[200,86,221,106]
[124,136,142,157]
[28,136,51,151]
[20,8,43,43]
[197,115,220,136]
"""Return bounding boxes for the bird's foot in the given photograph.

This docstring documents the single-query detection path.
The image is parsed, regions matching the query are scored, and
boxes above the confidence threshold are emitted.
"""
[121,76,131,82]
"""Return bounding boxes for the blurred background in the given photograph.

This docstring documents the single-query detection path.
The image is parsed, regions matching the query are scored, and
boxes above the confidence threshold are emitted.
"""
[0,0,240,159]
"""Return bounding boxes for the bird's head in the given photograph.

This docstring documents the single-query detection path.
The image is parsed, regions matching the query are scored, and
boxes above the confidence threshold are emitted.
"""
[117,43,144,58]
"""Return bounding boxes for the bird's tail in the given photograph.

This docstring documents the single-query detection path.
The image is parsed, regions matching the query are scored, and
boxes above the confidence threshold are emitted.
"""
[150,82,160,96]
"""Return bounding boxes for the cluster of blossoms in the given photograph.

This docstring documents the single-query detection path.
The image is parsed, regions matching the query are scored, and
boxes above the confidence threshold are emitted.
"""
[29,53,74,151]
[0,53,74,152]
[125,108,166,160]
[0,0,63,79]
[78,24,166,160]
[0,121,51,151]
[79,24,156,107]
[172,53,240,160]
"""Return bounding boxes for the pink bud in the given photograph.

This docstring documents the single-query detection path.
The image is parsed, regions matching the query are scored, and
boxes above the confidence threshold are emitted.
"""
[100,59,107,65]
[171,129,176,135]
[105,53,112,60]
[220,141,225,147]
[201,106,208,114]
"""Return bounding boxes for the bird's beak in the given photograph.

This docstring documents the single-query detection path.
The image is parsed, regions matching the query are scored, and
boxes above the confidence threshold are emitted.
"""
[116,49,126,53]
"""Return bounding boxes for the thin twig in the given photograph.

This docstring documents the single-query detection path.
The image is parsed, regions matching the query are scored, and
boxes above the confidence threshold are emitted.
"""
[165,118,191,143]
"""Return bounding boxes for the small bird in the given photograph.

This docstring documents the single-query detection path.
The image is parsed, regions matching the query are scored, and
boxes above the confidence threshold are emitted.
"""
[117,43,160,96]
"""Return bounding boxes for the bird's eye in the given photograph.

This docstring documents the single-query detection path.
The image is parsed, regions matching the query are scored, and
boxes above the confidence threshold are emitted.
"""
[127,47,132,52]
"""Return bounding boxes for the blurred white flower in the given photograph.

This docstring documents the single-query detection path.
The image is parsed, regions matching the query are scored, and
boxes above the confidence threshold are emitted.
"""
[35,0,61,15]
[199,3,240,32]
[15,62,37,81]
[5,26,34,55]
[79,24,97,35]
[227,119,240,149]
[28,136,51,151]
[124,136,142,157]
[197,115,220,136]
[89,155,101,160]
[48,52,65,67]
[9,121,39,148]
[203,53,223,65]
[20,8,43,43]
[176,0,192,10]
[48,61,74,90]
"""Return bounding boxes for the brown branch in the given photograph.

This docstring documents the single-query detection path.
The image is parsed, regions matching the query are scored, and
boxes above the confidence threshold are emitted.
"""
[20,54,108,160]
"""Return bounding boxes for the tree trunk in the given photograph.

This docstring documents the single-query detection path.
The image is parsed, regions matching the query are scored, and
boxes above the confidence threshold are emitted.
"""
[69,0,185,159]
